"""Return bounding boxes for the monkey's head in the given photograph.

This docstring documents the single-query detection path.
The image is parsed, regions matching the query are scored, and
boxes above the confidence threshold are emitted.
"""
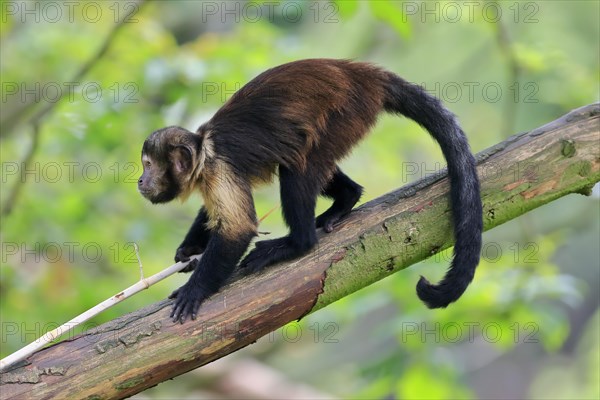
[138,126,203,204]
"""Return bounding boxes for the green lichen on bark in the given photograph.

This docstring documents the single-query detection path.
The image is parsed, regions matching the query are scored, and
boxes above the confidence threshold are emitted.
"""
[115,376,145,390]
[313,200,454,312]
[312,104,600,313]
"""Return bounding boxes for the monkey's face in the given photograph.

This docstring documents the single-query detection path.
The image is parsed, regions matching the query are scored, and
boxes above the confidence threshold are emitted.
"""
[138,127,201,204]
[138,153,179,204]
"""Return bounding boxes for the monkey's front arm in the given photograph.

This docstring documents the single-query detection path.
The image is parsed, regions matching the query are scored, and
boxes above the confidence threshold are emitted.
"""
[174,206,211,272]
[169,227,254,323]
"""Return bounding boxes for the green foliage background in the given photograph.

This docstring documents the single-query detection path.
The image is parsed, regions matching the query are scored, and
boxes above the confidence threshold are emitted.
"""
[0,1,598,398]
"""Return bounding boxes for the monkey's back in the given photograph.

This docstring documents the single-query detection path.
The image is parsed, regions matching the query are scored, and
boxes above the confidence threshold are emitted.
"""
[203,59,388,180]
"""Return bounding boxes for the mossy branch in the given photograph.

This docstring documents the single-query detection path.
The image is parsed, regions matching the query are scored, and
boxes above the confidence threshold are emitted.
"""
[1,104,598,399]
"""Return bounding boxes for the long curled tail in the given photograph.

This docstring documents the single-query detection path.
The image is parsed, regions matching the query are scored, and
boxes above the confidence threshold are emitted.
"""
[383,72,483,308]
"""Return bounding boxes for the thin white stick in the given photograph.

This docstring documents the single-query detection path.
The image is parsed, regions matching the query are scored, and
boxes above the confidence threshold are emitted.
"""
[0,254,201,372]
[134,243,144,280]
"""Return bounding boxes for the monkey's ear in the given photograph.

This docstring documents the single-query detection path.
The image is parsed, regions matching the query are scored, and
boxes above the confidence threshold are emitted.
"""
[171,145,193,175]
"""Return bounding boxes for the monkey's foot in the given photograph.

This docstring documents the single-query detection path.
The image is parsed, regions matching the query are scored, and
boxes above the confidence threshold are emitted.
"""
[316,211,347,233]
[239,237,295,274]
[169,283,210,323]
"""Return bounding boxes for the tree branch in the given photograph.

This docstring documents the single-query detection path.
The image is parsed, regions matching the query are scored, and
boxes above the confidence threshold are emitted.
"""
[1,104,599,399]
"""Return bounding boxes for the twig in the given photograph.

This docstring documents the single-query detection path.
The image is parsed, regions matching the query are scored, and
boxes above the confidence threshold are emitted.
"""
[258,203,280,223]
[134,243,144,280]
[0,253,200,372]
[1,122,41,216]
[2,0,146,132]
[1,0,146,217]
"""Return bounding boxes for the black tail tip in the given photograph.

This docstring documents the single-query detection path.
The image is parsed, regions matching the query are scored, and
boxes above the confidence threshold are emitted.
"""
[416,276,452,309]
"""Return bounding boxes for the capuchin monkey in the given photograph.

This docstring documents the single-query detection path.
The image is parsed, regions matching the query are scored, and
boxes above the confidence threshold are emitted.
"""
[138,59,483,323]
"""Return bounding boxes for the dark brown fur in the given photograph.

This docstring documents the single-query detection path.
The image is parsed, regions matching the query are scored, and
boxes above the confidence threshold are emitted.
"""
[138,59,482,323]
[203,60,386,184]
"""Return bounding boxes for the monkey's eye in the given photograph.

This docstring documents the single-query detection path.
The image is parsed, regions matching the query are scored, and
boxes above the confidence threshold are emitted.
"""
[144,160,152,168]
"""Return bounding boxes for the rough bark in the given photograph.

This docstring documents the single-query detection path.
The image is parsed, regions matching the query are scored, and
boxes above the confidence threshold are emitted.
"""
[1,104,599,399]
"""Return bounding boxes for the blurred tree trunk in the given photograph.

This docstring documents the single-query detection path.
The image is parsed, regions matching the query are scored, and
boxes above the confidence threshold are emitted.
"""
[1,104,599,399]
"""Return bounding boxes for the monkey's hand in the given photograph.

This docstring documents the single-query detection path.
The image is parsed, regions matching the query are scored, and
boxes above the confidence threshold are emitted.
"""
[175,245,205,272]
[169,283,210,323]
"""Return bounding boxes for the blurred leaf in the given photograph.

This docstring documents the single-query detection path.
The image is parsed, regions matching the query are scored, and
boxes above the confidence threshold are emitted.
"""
[368,1,411,38]
[335,0,360,19]
[396,365,473,399]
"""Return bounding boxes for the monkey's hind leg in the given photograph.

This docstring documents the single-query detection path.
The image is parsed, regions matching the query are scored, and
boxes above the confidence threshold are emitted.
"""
[239,165,320,273]
[316,167,363,232]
